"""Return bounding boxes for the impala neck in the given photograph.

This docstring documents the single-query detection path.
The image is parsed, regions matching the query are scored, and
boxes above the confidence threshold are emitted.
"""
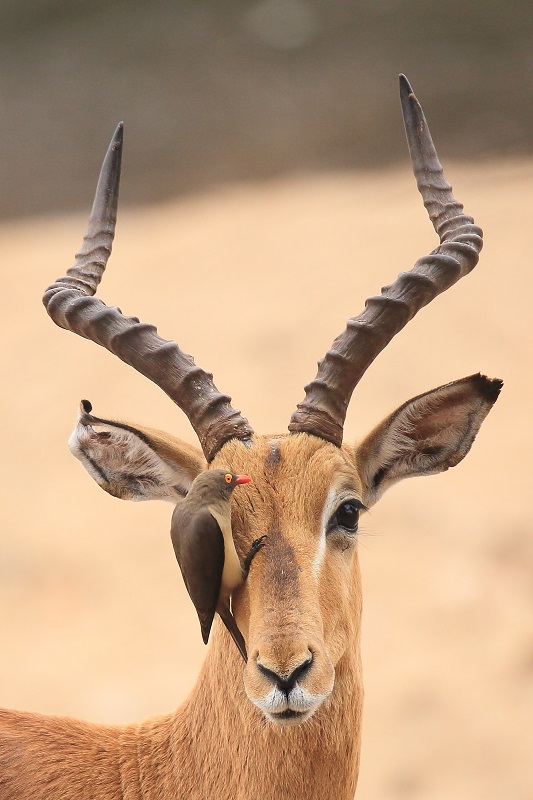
[155,621,363,800]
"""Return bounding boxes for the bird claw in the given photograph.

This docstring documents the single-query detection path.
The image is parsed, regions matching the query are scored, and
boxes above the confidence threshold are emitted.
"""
[242,535,267,577]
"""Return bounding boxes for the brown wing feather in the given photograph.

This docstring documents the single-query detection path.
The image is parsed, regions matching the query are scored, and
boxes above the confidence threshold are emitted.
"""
[170,505,224,644]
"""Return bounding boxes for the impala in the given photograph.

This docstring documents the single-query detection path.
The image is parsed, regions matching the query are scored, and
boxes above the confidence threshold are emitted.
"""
[0,76,501,799]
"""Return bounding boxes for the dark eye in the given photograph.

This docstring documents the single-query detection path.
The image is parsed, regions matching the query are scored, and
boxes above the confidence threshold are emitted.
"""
[329,500,363,533]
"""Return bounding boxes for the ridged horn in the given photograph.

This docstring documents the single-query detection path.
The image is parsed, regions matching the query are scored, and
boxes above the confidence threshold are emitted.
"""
[43,123,254,462]
[288,75,483,446]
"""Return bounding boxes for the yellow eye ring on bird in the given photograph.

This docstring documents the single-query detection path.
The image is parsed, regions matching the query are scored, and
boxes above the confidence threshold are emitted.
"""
[224,473,233,484]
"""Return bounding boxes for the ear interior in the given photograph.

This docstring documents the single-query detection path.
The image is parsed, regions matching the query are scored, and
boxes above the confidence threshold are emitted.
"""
[68,402,206,502]
[356,374,502,506]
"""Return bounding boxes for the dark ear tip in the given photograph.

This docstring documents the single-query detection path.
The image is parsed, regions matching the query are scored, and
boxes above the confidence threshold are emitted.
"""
[472,373,503,403]
[80,399,93,413]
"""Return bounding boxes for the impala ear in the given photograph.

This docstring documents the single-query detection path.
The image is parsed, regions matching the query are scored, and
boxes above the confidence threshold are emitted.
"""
[68,400,206,502]
[356,374,502,506]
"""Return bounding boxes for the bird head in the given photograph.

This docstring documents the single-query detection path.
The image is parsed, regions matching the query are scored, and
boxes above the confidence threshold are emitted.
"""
[188,469,252,501]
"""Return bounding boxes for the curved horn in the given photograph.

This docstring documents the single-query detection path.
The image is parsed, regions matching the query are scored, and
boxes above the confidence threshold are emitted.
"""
[43,123,253,462]
[288,75,483,446]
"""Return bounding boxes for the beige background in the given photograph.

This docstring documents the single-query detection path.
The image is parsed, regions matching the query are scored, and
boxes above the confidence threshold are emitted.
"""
[1,158,531,797]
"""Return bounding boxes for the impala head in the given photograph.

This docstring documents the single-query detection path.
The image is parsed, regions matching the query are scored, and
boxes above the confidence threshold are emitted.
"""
[44,75,501,727]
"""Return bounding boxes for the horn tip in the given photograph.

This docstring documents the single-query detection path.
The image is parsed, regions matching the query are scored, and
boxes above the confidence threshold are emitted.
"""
[111,122,124,150]
[399,73,424,136]
[398,73,414,97]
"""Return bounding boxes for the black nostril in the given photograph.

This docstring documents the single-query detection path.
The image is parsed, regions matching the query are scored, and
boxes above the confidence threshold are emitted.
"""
[257,652,313,692]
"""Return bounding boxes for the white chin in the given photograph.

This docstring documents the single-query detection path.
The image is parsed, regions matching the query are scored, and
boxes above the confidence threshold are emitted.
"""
[250,686,329,726]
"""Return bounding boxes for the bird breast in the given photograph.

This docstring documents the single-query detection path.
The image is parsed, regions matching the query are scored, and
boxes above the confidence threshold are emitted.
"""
[207,503,243,596]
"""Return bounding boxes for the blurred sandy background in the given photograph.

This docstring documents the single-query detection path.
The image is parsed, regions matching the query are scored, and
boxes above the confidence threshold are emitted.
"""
[1,3,532,799]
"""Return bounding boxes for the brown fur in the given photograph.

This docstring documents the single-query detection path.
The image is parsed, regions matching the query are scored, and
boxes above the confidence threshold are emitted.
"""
[0,376,499,799]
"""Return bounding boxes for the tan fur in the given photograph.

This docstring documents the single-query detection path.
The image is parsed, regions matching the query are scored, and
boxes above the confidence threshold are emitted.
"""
[0,377,498,799]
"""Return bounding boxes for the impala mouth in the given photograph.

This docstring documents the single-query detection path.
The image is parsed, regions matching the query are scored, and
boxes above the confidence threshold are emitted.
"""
[267,708,313,726]
[250,685,328,727]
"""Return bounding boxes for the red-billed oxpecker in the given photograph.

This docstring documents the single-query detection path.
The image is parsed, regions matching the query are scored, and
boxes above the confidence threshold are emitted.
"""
[171,470,264,661]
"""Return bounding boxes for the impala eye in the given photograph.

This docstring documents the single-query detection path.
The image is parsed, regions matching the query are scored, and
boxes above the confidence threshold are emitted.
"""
[329,500,364,534]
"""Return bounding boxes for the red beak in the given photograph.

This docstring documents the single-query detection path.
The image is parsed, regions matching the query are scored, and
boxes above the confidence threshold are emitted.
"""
[234,474,252,485]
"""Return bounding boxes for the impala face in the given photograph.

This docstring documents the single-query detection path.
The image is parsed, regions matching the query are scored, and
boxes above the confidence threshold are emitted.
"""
[217,436,363,725]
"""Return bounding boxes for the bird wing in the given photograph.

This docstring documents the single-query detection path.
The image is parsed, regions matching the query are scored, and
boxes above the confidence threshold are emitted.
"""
[171,506,224,644]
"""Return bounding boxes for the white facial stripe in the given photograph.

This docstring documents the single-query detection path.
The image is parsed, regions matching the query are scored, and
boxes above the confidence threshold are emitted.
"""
[313,485,364,581]
[312,488,337,582]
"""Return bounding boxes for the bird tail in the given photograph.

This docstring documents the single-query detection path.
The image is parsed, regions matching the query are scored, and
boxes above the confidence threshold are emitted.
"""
[218,605,247,662]
[198,612,215,646]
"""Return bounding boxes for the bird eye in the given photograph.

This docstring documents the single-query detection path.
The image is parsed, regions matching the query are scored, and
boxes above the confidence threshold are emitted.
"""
[224,473,233,484]
[329,500,363,533]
